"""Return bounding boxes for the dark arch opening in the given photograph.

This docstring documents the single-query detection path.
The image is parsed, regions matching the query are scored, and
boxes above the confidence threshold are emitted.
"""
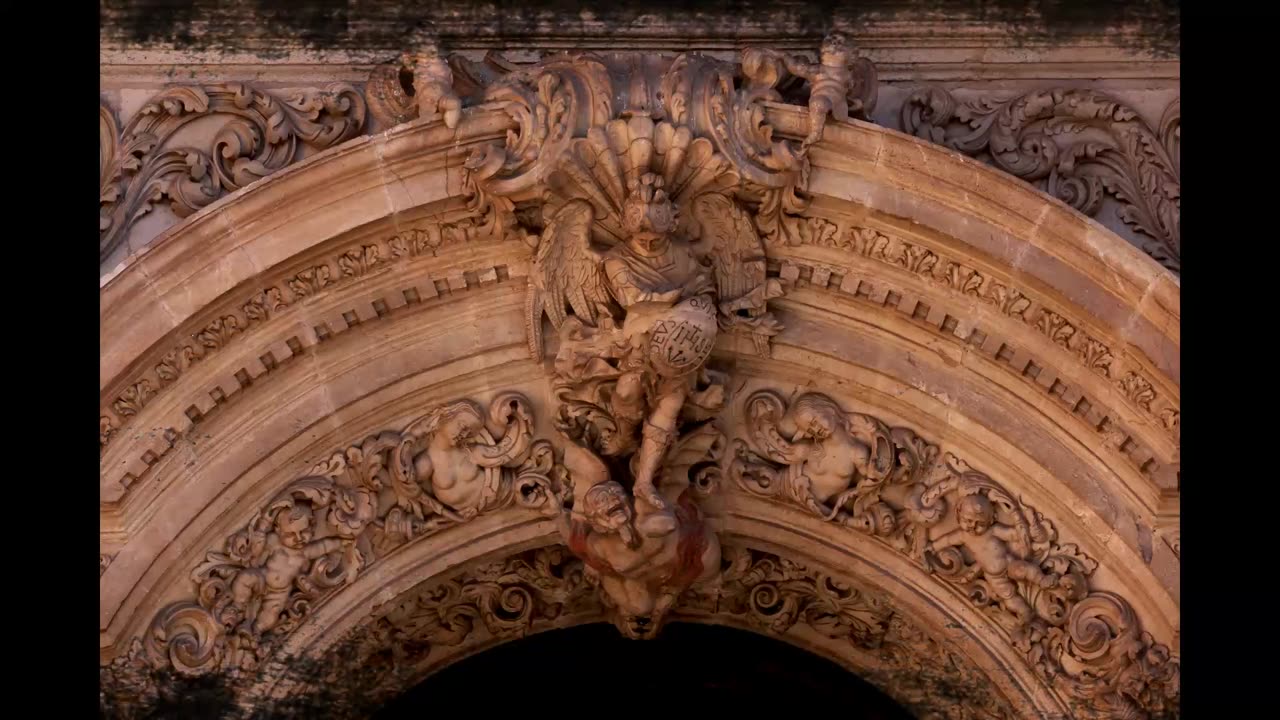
[375,622,915,717]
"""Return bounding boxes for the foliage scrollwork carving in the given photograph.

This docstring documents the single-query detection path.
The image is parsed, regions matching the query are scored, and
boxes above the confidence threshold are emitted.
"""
[901,88,1180,273]
[99,83,367,263]
[400,35,878,248]
[730,389,1179,719]
[135,394,555,679]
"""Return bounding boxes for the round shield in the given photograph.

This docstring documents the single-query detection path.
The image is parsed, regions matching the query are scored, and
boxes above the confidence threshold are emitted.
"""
[648,296,718,378]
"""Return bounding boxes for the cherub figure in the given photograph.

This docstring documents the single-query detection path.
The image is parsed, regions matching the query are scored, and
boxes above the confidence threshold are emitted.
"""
[367,44,463,129]
[395,396,534,520]
[545,443,720,639]
[733,392,893,525]
[402,46,462,129]
[928,494,1058,625]
[230,504,345,634]
[411,402,489,517]
[786,395,890,515]
[781,32,877,150]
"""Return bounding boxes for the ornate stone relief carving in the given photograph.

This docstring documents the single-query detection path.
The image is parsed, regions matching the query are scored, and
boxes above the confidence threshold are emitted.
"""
[366,45,463,129]
[450,42,874,633]
[99,83,367,263]
[729,390,1179,719]
[103,545,1018,719]
[682,547,1017,720]
[901,88,1180,273]
[105,35,1178,720]
[136,394,556,679]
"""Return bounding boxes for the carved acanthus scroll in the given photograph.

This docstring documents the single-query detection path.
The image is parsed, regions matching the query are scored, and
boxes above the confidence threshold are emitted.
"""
[135,394,554,680]
[99,84,367,263]
[901,88,1180,273]
[103,544,1020,719]
[730,389,1179,719]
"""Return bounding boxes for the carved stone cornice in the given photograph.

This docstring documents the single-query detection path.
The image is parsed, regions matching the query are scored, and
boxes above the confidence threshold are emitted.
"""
[901,88,1180,273]
[760,221,1179,456]
[99,83,367,265]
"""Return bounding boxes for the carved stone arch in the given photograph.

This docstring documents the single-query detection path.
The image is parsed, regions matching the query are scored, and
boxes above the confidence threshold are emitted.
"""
[101,47,1178,720]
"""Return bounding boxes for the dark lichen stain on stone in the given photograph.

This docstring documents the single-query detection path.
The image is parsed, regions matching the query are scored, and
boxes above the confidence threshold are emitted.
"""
[101,0,1179,57]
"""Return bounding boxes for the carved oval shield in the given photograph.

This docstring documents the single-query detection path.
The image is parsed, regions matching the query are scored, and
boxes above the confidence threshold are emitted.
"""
[648,295,717,378]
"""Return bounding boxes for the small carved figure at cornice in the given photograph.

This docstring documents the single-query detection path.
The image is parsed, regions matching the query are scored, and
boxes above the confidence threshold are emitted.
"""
[744,32,877,150]
[367,45,463,129]
[901,88,1180,273]
[730,389,1179,719]
[99,85,367,264]
[136,394,555,679]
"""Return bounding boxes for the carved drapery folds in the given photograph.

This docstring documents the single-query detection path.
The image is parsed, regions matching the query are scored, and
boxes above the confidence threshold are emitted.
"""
[901,88,1180,273]
[99,83,367,263]
[730,390,1179,719]
[136,394,555,680]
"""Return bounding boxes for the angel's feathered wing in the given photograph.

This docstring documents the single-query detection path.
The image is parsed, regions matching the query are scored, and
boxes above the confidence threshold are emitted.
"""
[526,199,612,361]
[691,193,783,318]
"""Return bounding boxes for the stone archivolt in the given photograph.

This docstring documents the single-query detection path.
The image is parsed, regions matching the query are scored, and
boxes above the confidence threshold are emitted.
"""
[102,35,1179,720]
[98,204,503,464]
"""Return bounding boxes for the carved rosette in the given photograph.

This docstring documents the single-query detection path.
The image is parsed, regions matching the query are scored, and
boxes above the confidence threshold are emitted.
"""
[901,87,1180,273]
[730,389,1179,719]
[128,394,556,683]
[99,83,367,263]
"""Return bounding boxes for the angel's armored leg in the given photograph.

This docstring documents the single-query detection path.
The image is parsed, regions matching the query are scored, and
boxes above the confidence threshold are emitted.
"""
[630,389,686,511]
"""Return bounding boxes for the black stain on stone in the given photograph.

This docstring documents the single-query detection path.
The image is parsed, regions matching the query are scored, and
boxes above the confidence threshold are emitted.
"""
[100,0,1179,58]
[103,623,931,718]
[1138,520,1154,564]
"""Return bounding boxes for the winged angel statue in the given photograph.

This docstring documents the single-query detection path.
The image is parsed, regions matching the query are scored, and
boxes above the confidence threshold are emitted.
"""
[525,116,783,514]
[505,115,783,637]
